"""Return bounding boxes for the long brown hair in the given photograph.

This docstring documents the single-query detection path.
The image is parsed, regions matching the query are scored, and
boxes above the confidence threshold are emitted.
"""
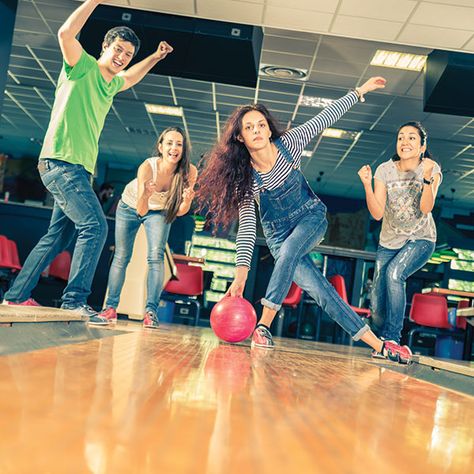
[154,127,191,223]
[196,103,284,228]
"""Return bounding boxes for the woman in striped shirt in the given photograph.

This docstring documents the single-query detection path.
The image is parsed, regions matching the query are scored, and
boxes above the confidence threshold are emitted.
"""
[198,76,412,364]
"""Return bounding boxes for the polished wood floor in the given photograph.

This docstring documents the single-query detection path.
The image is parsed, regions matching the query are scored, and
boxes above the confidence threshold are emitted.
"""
[0,322,473,474]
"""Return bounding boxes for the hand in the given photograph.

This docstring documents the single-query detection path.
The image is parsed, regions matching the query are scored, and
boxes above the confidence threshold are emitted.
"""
[225,278,245,297]
[144,179,156,196]
[182,187,195,203]
[422,157,435,178]
[358,165,372,186]
[155,41,173,60]
[357,76,386,97]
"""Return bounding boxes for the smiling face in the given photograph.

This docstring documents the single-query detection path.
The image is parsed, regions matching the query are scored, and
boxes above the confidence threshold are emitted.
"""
[158,130,184,166]
[238,110,272,151]
[396,126,427,161]
[100,38,135,75]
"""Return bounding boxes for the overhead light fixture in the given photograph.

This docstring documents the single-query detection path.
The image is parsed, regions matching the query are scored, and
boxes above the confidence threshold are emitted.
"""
[322,128,359,140]
[370,50,427,71]
[145,103,183,116]
[259,64,308,81]
[299,96,334,108]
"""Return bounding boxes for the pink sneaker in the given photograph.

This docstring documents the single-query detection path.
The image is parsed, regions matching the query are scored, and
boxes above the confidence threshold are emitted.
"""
[2,298,41,307]
[143,311,159,329]
[251,325,274,348]
[382,340,413,364]
[99,307,118,324]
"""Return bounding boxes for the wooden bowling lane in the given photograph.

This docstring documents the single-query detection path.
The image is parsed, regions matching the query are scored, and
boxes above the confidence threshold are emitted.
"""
[0,325,473,474]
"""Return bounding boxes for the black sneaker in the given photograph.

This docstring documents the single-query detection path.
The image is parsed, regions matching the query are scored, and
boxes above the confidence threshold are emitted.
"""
[62,304,108,326]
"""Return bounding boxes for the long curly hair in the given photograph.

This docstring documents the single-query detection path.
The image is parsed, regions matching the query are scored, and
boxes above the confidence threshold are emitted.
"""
[196,103,285,228]
[154,127,191,223]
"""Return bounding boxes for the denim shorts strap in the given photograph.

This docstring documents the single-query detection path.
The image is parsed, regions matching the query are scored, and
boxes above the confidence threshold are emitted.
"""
[273,137,294,166]
[252,168,264,190]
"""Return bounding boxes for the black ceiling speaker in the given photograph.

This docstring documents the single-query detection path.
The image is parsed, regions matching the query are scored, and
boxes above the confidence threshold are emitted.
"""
[80,5,263,88]
[423,49,474,117]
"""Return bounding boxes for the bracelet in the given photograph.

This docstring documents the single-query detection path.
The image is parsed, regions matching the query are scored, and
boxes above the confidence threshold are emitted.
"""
[351,88,365,103]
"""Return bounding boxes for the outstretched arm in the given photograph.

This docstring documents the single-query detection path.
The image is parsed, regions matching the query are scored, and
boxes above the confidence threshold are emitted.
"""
[57,0,103,67]
[119,41,173,91]
[285,76,386,152]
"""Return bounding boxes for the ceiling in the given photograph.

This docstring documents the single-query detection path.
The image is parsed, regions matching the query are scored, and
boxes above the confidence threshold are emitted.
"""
[1,0,473,208]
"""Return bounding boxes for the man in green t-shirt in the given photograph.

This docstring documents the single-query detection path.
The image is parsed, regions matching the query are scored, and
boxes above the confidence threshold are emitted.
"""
[3,0,173,324]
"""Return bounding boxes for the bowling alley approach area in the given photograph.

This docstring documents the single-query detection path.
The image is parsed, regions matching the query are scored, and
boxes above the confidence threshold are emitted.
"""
[1,310,473,474]
[2,0,474,472]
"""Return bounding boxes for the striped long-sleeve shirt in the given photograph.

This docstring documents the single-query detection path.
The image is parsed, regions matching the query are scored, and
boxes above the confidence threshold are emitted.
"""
[236,91,359,268]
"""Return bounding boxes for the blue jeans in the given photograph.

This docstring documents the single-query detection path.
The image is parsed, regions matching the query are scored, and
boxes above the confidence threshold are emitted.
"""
[105,200,171,315]
[5,159,107,307]
[263,205,369,340]
[371,239,435,343]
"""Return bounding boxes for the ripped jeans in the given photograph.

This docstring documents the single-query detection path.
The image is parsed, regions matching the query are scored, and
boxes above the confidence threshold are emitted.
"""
[371,239,435,343]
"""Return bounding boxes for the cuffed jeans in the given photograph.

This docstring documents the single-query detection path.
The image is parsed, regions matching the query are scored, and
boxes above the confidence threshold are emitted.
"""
[262,204,369,341]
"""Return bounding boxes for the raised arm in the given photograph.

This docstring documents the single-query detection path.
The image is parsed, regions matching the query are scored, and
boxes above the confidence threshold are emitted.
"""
[284,76,386,152]
[358,165,386,221]
[57,0,102,67]
[420,158,441,214]
[136,161,155,217]
[119,41,173,91]
[176,165,198,216]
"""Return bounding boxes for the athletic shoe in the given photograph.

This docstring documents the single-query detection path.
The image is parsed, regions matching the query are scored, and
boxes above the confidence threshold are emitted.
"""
[2,298,41,307]
[62,304,108,326]
[382,340,413,364]
[251,325,274,348]
[98,307,118,324]
[143,311,159,329]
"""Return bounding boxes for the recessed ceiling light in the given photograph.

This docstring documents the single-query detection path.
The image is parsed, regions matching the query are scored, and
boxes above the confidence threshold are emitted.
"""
[145,104,183,116]
[370,50,427,71]
[299,96,334,108]
[322,128,359,140]
[259,64,308,81]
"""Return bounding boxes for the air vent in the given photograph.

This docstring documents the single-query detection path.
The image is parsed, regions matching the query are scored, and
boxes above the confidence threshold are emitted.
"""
[125,127,155,136]
[259,64,308,81]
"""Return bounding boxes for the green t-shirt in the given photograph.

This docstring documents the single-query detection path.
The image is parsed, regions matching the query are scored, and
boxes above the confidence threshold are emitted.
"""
[40,50,124,174]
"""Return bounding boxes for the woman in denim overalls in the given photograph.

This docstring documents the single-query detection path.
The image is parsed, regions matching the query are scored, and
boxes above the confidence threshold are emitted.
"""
[198,76,412,364]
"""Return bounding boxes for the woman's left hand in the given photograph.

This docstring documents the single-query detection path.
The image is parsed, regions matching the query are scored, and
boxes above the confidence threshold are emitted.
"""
[357,76,386,96]
[422,157,435,178]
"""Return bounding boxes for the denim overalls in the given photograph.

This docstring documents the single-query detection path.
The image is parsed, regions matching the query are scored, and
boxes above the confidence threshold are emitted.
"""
[254,138,369,340]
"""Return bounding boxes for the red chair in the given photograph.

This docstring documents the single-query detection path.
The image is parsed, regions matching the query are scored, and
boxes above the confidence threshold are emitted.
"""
[162,263,204,325]
[407,293,461,349]
[7,240,22,271]
[274,282,303,337]
[329,274,371,318]
[0,235,21,271]
[49,251,71,282]
[456,300,469,330]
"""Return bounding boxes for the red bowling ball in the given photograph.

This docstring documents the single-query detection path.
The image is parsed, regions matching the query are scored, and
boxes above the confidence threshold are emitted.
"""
[210,296,257,343]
